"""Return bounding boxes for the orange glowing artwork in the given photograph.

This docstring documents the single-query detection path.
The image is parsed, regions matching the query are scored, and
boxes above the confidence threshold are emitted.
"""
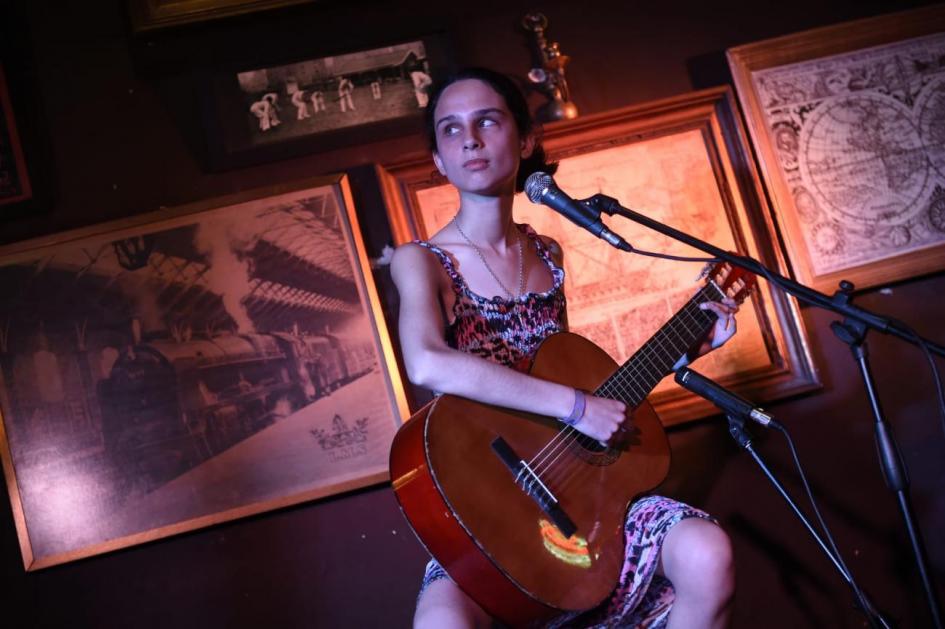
[378,87,820,426]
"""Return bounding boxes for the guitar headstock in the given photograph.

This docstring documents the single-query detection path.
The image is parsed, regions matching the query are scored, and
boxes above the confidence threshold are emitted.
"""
[699,259,756,304]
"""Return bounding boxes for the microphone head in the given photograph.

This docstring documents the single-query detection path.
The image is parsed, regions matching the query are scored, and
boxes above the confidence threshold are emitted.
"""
[524,171,554,204]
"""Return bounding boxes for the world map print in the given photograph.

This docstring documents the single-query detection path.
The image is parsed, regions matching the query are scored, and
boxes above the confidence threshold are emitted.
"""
[753,33,945,274]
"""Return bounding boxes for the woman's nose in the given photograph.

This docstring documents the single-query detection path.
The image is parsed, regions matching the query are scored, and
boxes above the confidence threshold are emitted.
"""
[462,129,481,150]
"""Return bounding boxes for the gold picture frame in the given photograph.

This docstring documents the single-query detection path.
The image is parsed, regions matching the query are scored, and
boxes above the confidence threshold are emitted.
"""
[0,174,409,569]
[127,0,313,33]
[728,5,945,292]
[377,86,820,426]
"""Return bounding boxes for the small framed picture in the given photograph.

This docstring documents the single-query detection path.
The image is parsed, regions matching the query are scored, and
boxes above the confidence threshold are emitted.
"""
[127,0,313,33]
[200,34,451,170]
[0,63,33,210]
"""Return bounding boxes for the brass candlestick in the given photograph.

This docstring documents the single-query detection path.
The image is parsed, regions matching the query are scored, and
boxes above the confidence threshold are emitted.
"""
[522,12,578,122]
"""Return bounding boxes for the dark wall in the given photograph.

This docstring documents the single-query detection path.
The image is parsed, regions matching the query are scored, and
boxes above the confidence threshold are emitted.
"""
[2,0,943,627]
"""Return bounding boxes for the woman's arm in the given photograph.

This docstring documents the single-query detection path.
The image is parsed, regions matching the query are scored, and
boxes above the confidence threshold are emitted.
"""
[390,243,624,443]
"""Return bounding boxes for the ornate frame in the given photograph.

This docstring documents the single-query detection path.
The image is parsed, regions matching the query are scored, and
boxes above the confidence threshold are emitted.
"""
[127,0,313,33]
[727,5,945,292]
[377,86,820,426]
[0,174,408,569]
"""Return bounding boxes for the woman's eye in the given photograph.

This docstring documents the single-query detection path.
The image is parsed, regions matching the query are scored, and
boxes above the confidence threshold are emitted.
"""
[442,124,460,136]
[479,118,496,128]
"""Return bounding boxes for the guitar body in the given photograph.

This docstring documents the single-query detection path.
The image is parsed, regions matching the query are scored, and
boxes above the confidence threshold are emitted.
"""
[390,332,671,626]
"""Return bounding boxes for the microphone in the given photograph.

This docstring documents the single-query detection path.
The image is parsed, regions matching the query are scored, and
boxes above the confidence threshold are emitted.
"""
[675,367,779,428]
[524,172,631,251]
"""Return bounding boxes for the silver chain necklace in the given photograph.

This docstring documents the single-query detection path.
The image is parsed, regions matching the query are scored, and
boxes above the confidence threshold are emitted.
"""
[452,217,525,299]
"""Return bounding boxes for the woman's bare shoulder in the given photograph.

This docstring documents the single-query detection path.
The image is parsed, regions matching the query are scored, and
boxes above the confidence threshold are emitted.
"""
[390,241,448,291]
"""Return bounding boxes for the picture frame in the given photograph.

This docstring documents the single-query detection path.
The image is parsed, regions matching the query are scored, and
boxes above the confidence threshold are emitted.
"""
[199,34,451,171]
[727,5,945,293]
[377,86,820,426]
[0,63,33,209]
[0,174,409,570]
[127,0,314,33]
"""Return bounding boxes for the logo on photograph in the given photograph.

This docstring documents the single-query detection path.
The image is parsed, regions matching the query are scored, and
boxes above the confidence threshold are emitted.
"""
[311,414,369,462]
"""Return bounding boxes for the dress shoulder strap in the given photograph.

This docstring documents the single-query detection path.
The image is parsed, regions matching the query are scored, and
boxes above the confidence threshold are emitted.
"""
[519,223,560,269]
[411,240,464,294]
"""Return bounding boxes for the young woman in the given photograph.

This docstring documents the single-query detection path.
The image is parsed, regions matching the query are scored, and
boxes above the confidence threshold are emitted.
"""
[390,68,738,629]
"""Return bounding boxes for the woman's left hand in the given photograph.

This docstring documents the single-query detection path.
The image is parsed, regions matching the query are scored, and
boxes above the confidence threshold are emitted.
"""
[698,297,740,353]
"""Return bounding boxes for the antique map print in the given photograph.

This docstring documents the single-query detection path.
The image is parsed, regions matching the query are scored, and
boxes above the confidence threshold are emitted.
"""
[752,33,945,275]
[414,130,769,393]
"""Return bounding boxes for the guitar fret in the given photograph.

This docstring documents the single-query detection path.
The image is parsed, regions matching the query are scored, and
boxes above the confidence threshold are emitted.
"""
[595,285,723,406]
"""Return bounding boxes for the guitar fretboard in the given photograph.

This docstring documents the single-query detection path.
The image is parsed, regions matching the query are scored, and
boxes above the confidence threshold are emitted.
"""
[595,281,726,407]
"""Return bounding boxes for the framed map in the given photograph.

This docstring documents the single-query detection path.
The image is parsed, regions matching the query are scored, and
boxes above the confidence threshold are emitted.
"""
[0,174,409,569]
[377,87,819,426]
[728,5,945,292]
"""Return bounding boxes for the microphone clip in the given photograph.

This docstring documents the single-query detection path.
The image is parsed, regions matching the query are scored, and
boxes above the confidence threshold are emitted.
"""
[584,193,621,217]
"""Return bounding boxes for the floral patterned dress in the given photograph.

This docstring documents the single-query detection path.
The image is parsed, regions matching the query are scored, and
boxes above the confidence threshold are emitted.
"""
[412,224,712,628]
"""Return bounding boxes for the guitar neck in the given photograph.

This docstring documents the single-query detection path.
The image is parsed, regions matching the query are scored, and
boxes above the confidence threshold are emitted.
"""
[596,281,726,406]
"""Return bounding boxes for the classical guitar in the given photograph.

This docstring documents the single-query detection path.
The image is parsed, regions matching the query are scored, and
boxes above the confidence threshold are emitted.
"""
[389,262,754,627]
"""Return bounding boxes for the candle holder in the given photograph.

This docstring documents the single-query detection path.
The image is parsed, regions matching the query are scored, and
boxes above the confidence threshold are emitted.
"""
[522,12,578,122]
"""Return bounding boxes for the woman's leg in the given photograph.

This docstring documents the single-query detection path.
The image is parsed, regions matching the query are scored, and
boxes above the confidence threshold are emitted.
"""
[414,578,492,629]
[659,518,735,629]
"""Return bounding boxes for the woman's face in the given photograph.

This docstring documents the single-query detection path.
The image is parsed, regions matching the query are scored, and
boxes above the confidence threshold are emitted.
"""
[431,79,532,197]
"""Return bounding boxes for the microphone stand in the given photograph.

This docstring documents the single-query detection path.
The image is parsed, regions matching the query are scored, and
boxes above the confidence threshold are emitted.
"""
[585,193,944,628]
[726,416,887,629]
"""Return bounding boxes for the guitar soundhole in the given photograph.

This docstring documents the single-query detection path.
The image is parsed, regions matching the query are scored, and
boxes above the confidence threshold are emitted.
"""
[571,435,619,466]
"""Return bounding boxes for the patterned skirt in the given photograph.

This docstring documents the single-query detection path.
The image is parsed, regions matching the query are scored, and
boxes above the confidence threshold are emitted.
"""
[418,495,713,628]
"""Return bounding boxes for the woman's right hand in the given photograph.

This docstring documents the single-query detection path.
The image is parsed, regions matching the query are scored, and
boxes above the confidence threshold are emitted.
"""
[571,395,629,445]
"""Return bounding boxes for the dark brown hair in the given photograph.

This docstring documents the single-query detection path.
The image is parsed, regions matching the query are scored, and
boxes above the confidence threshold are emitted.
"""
[424,67,557,192]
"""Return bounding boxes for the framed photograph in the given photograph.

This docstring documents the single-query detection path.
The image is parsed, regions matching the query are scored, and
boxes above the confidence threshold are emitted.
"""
[127,0,314,33]
[0,63,33,209]
[200,35,450,170]
[377,87,820,426]
[728,5,945,292]
[0,174,409,570]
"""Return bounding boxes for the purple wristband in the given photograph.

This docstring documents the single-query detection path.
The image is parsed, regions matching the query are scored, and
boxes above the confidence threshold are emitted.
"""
[561,389,586,426]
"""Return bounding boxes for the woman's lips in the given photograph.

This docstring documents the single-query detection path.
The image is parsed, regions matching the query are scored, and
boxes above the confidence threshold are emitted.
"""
[463,158,489,170]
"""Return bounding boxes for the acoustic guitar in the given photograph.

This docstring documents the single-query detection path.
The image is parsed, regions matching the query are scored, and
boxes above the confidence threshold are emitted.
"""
[389,262,754,626]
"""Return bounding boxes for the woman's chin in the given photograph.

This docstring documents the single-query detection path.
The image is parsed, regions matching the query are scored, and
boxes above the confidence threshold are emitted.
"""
[459,177,516,198]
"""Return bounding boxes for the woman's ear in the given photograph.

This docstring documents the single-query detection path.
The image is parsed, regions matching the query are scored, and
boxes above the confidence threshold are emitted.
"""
[432,151,447,176]
[521,132,537,159]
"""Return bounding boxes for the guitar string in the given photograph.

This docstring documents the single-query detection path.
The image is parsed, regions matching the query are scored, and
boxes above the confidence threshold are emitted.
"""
[525,289,721,492]
[533,282,729,495]
[534,300,720,498]
[527,285,724,492]
[528,286,720,482]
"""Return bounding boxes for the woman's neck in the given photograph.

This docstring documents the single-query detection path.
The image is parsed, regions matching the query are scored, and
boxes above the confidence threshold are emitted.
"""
[454,191,517,251]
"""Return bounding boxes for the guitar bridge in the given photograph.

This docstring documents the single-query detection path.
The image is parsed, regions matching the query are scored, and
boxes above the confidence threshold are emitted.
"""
[491,437,577,538]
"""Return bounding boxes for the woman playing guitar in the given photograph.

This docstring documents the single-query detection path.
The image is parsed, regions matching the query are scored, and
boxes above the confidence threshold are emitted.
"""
[390,67,740,628]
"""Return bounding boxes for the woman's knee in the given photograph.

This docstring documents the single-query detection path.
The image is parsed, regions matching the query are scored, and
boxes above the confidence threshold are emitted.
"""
[663,519,735,599]
[414,579,491,629]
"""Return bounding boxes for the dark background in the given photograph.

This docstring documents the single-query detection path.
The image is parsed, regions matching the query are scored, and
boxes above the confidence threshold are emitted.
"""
[1,0,944,626]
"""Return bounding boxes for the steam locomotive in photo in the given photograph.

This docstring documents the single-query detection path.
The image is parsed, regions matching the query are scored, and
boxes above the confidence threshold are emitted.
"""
[97,330,376,488]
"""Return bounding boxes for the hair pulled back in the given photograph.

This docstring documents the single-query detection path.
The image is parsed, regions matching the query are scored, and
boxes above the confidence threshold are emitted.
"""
[424,67,557,192]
